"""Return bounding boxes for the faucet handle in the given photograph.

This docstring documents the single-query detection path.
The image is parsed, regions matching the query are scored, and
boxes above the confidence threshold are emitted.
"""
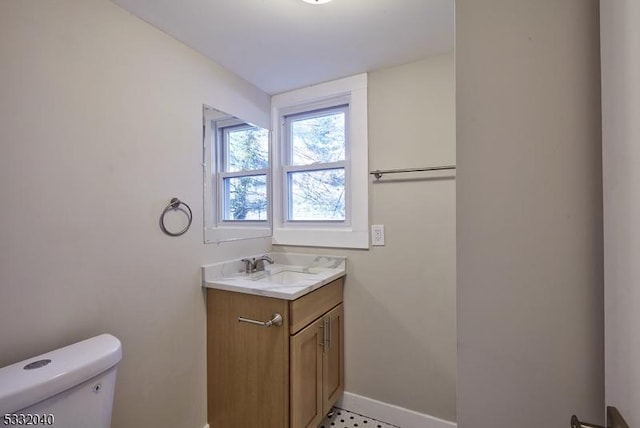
[240,258,254,274]
[253,255,275,272]
[258,254,275,264]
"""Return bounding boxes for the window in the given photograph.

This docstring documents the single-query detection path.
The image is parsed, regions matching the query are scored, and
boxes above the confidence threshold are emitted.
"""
[203,106,271,243]
[219,122,269,221]
[283,105,348,222]
[271,74,369,249]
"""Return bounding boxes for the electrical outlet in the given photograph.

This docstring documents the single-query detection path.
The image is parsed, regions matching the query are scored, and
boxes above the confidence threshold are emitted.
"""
[371,224,385,246]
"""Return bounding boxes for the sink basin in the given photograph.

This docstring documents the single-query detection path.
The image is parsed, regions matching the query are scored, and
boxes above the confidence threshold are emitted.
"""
[201,253,346,300]
[252,270,316,285]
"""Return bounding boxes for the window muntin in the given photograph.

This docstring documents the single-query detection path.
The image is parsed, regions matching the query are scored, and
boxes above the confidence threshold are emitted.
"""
[283,105,349,223]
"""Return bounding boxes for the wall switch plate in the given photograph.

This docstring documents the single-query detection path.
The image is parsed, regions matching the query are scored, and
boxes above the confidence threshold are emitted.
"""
[371,224,385,246]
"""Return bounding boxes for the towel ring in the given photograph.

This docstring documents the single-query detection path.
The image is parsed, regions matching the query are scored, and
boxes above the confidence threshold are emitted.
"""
[160,198,192,237]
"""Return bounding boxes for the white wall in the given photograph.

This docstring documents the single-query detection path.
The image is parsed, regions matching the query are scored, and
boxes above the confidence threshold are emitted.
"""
[601,2,640,426]
[276,52,457,422]
[0,1,269,427]
[456,1,603,427]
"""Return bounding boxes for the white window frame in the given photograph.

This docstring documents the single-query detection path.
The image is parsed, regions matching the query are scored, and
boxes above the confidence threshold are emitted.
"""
[271,74,369,249]
[203,106,271,244]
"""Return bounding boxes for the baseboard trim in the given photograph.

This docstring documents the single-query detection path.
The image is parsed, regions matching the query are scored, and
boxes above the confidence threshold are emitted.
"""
[336,392,457,428]
[203,424,210,428]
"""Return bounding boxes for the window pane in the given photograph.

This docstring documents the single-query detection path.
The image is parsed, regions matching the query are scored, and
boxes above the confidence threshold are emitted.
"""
[226,126,269,172]
[223,175,268,221]
[290,111,345,166]
[288,169,345,221]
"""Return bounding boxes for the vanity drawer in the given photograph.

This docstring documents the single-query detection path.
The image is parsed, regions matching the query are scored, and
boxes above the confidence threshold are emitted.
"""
[289,277,343,335]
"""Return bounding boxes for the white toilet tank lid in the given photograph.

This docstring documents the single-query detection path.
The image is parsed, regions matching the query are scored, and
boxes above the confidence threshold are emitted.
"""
[0,334,122,414]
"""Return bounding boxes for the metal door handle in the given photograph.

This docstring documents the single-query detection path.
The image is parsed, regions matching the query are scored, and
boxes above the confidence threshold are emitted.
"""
[321,317,330,350]
[238,313,283,328]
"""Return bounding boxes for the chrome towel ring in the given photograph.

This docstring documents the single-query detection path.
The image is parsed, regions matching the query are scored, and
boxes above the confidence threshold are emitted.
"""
[159,197,192,237]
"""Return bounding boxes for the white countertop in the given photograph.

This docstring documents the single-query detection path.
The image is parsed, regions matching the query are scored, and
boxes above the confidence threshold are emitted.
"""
[201,253,346,300]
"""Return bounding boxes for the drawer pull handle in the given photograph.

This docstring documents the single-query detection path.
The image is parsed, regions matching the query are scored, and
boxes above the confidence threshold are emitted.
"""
[238,313,283,328]
[319,317,330,350]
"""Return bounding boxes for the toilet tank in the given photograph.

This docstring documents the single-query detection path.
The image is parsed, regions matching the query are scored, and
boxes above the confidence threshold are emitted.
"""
[0,334,122,428]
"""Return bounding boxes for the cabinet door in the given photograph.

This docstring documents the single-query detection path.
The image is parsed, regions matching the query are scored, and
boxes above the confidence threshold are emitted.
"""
[207,289,289,428]
[290,318,323,428]
[322,303,344,413]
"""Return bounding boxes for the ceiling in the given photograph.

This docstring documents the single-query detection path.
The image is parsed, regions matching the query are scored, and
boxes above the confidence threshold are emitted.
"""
[111,0,455,95]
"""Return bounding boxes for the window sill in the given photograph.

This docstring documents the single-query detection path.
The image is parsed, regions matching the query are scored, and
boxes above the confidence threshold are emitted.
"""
[204,226,271,244]
[272,227,368,249]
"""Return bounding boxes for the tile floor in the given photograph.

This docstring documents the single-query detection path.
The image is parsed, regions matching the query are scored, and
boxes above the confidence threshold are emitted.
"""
[319,407,400,428]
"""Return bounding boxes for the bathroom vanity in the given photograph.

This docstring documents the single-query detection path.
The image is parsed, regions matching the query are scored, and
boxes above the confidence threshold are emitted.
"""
[202,254,345,428]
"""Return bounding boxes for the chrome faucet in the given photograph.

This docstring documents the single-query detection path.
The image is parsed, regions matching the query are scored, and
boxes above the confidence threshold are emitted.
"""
[240,255,275,274]
[254,255,275,272]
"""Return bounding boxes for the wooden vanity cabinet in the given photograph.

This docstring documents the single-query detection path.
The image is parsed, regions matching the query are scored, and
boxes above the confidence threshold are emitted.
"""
[207,277,344,428]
